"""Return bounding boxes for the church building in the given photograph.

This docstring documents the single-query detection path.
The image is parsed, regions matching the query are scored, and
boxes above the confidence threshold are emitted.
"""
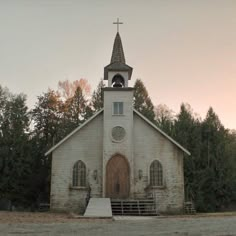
[46,27,190,214]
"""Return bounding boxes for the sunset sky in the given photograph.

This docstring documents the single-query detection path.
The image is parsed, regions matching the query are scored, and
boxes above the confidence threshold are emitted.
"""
[0,0,235,129]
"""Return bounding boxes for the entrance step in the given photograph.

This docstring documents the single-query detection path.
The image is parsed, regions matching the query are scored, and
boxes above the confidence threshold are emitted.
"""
[84,198,112,218]
[111,199,158,216]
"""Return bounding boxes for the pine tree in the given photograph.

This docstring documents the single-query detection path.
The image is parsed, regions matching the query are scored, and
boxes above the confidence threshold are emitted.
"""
[90,79,105,112]
[133,79,155,122]
[226,130,236,201]
[173,103,202,204]
[0,92,32,206]
[198,107,232,211]
[32,90,62,146]
[66,86,88,128]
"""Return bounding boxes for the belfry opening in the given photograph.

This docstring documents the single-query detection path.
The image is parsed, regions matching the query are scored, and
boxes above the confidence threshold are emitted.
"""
[112,74,125,87]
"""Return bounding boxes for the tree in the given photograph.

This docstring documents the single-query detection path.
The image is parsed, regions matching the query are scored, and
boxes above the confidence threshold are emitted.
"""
[133,79,155,122]
[90,79,105,112]
[0,91,32,206]
[65,86,89,129]
[30,85,92,205]
[30,90,64,205]
[155,104,175,136]
[57,79,91,100]
[31,90,63,145]
[198,107,232,211]
[226,130,236,201]
[173,103,202,204]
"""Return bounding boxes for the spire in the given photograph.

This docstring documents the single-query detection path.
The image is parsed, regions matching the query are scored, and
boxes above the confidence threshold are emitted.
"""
[110,32,126,64]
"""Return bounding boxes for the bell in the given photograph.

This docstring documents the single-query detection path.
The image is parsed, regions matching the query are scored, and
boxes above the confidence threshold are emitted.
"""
[113,76,124,87]
[113,81,123,87]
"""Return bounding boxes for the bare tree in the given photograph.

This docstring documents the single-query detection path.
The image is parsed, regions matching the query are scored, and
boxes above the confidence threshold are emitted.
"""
[57,79,91,100]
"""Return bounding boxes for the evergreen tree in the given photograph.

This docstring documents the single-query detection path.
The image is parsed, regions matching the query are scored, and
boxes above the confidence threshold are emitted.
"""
[0,92,32,206]
[226,130,236,201]
[66,86,89,129]
[133,79,155,122]
[90,79,105,112]
[173,103,202,204]
[198,107,232,211]
[31,90,63,145]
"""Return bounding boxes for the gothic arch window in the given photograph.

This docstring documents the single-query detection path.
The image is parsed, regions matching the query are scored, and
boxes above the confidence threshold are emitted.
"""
[72,160,86,187]
[150,160,163,186]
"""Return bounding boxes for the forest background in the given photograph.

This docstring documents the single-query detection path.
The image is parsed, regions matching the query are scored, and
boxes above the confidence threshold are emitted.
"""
[0,78,236,212]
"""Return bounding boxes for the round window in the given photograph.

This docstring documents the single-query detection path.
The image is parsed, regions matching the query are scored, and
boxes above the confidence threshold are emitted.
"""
[111,126,126,142]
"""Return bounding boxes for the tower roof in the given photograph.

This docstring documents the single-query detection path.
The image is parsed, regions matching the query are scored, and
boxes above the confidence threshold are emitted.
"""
[110,32,126,64]
[104,31,132,81]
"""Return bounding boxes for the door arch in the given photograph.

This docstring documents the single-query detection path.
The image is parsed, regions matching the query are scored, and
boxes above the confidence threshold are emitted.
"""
[106,154,130,199]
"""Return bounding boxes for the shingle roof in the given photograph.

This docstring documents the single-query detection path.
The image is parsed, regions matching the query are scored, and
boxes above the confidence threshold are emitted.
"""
[104,32,132,80]
[110,32,126,64]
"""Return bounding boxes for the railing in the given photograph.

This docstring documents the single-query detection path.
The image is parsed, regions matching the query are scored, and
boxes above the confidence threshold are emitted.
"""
[111,199,158,216]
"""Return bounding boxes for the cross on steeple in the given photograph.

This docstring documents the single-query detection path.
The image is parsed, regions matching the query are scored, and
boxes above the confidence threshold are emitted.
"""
[113,18,123,33]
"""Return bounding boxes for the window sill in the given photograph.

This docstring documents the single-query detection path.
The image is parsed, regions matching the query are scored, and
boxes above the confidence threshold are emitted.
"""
[150,185,166,190]
[145,185,166,191]
[69,186,88,191]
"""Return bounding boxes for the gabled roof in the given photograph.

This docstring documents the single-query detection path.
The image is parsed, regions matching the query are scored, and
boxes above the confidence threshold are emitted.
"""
[45,107,190,157]
[133,109,191,156]
[111,32,125,64]
[45,109,104,156]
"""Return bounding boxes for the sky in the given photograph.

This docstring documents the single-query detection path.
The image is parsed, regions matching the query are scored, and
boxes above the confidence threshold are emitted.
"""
[0,0,235,129]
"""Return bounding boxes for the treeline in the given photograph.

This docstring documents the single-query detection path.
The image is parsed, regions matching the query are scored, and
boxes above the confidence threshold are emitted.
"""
[155,103,236,212]
[0,79,236,212]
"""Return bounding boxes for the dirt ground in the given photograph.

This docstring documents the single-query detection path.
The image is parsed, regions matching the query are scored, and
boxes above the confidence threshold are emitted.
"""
[1,211,236,236]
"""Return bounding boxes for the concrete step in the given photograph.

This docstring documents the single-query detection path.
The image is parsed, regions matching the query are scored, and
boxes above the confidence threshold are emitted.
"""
[84,198,112,218]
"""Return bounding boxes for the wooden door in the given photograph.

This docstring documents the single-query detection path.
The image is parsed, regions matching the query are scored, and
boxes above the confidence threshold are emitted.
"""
[106,155,130,199]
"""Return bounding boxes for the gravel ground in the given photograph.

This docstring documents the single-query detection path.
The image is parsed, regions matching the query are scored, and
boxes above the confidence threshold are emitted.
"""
[0,212,236,236]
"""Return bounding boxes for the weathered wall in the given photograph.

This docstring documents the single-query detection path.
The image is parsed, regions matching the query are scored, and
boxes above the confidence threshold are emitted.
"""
[133,113,185,213]
[50,113,103,213]
[50,103,185,214]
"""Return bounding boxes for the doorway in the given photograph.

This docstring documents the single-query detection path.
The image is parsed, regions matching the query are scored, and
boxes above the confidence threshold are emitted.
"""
[106,155,130,199]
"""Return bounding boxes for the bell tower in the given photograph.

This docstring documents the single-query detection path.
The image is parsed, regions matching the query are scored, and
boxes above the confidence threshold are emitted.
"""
[102,19,135,198]
[104,19,133,87]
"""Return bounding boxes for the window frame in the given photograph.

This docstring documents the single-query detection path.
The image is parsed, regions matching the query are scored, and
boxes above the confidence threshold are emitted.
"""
[150,160,163,187]
[72,160,86,187]
[113,102,124,115]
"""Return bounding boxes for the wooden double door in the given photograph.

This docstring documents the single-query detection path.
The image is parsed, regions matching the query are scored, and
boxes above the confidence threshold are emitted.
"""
[106,155,130,199]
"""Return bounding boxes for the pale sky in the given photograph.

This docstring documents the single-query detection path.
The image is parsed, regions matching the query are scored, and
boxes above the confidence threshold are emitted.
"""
[0,0,235,129]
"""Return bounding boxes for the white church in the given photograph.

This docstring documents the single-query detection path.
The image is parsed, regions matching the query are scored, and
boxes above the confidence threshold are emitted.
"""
[46,27,190,215]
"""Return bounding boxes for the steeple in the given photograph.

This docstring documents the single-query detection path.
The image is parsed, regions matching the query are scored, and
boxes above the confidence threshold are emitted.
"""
[110,32,126,64]
[104,26,133,87]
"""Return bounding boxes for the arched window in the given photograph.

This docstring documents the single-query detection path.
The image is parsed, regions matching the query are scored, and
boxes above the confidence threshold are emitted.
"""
[72,160,86,187]
[150,160,163,186]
